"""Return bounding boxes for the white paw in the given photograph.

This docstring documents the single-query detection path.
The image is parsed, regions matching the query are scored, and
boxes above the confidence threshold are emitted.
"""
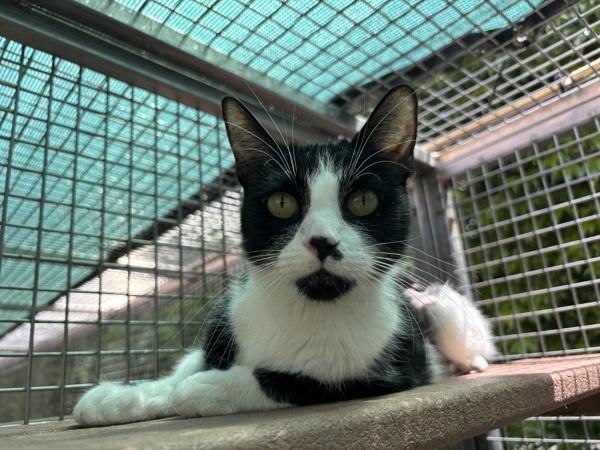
[172,370,237,417]
[172,366,283,417]
[73,381,174,426]
[407,283,497,374]
[469,355,489,372]
[73,382,140,426]
[455,354,490,373]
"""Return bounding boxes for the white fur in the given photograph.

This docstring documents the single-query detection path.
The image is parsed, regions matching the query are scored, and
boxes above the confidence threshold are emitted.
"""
[73,349,205,426]
[172,365,286,417]
[230,268,402,383]
[405,283,497,372]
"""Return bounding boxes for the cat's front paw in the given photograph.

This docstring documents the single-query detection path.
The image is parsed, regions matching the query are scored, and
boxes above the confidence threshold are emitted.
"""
[172,366,282,417]
[73,382,138,426]
[172,370,238,417]
[73,381,174,426]
[456,355,489,373]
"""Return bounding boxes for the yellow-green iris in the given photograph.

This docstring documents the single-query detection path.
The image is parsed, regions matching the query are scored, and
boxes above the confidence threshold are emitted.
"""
[266,192,298,219]
[347,189,379,216]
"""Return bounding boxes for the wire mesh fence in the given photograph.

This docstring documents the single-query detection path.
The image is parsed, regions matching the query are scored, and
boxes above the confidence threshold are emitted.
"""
[0,35,242,422]
[491,416,600,448]
[0,0,599,448]
[448,120,600,447]
[450,120,600,359]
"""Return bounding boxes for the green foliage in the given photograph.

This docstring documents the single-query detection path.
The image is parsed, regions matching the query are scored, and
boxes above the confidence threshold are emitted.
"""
[453,123,599,355]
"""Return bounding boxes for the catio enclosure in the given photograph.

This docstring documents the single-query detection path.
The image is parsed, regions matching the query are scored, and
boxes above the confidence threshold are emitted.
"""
[0,0,599,448]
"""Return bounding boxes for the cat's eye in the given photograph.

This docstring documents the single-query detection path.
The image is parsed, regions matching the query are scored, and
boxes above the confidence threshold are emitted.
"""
[266,192,298,219]
[347,189,379,217]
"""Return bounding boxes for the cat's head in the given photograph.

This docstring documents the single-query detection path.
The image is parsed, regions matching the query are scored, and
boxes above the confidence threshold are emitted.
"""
[222,86,417,301]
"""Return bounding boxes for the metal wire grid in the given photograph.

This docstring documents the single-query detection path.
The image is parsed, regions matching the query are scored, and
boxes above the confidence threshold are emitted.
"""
[0,0,596,438]
[450,120,600,359]
[73,0,545,104]
[309,0,600,162]
[0,199,241,424]
[0,36,241,423]
[449,120,600,447]
[394,0,600,153]
[491,416,600,448]
[0,38,233,320]
[20,0,600,155]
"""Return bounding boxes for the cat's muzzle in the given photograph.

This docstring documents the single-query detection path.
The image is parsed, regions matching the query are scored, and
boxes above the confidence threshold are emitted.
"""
[295,269,355,301]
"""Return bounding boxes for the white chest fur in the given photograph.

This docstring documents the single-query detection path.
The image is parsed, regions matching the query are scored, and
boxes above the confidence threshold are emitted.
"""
[229,271,402,383]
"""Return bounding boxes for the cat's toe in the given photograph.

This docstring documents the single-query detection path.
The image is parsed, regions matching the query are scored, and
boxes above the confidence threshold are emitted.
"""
[469,355,489,372]
[73,388,104,426]
[454,355,490,373]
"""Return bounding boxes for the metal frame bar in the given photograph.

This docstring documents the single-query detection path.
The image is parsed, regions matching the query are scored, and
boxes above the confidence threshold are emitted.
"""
[435,80,600,179]
[423,56,600,153]
[410,169,457,285]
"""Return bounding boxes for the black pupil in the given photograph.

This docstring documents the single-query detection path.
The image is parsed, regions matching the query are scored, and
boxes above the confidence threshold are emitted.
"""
[361,193,367,206]
[279,196,285,208]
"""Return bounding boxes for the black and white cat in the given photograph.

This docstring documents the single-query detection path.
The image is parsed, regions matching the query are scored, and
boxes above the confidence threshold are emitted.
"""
[73,85,495,426]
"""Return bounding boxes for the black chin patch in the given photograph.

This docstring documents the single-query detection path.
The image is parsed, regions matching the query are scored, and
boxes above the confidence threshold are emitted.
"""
[295,269,355,301]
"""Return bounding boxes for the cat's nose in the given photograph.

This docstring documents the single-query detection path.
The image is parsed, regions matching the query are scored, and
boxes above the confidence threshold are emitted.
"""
[305,236,341,261]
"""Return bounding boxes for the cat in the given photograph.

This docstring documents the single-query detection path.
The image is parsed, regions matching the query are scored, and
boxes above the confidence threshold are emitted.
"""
[73,85,496,426]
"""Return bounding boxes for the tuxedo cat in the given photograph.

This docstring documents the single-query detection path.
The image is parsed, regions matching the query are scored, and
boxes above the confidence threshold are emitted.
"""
[73,85,495,426]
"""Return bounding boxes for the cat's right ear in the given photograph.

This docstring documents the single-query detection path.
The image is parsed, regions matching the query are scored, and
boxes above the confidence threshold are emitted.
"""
[222,97,278,187]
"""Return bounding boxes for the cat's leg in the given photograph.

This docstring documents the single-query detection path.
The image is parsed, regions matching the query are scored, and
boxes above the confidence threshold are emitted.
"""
[405,283,497,372]
[73,349,205,426]
[172,365,287,417]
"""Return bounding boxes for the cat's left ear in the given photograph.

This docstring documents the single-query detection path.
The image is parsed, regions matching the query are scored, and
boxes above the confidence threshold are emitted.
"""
[351,85,417,175]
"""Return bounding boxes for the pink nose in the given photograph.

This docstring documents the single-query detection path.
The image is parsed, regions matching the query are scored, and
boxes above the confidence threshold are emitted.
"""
[304,236,340,261]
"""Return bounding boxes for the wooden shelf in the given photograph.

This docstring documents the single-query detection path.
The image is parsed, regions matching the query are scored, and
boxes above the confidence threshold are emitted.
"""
[2,355,599,450]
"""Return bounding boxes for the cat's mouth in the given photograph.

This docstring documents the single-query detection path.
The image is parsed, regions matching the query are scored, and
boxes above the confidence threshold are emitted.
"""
[295,269,355,301]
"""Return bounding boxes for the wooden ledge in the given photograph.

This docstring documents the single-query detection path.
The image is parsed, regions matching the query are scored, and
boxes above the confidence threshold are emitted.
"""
[2,355,599,450]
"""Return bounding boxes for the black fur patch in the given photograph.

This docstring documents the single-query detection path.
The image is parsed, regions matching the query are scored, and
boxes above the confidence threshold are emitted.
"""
[295,269,355,301]
[203,296,237,370]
